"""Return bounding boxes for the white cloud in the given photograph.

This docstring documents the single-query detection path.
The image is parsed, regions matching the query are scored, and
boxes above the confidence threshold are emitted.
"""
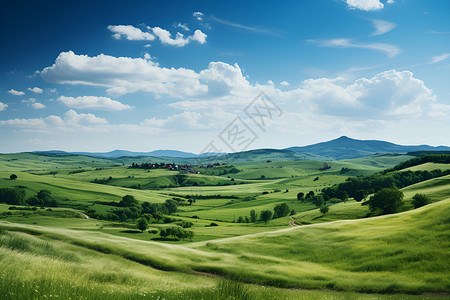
[371,19,396,36]
[150,27,207,46]
[346,0,384,11]
[40,51,449,125]
[58,95,133,111]
[8,89,25,96]
[144,44,151,48]
[28,87,43,93]
[309,38,400,58]
[0,110,107,130]
[107,24,207,47]
[430,53,450,64]
[176,23,190,31]
[0,101,8,111]
[41,51,206,97]
[107,25,155,41]
[31,102,46,109]
[210,16,278,36]
[191,29,207,44]
[280,81,290,86]
[193,12,204,21]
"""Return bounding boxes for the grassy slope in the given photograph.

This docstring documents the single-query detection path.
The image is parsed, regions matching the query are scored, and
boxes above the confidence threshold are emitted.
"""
[1,197,448,295]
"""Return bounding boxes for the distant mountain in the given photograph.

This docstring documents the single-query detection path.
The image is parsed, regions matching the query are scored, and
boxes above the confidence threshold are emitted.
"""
[71,149,198,158]
[286,136,450,160]
[30,136,450,162]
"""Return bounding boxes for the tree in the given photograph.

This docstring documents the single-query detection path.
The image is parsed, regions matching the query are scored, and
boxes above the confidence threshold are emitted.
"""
[273,203,290,218]
[353,190,368,202]
[119,195,139,207]
[250,209,257,222]
[311,195,324,207]
[337,190,349,202]
[159,229,168,239]
[164,199,178,215]
[412,193,430,209]
[297,192,304,201]
[260,210,273,226]
[237,216,245,223]
[37,190,52,201]
[0,188,25,205]
[9,174,17,180]
[136,217,148,232]
[152,211,163,223]
[363,187,404,215]
[319,205,329,215]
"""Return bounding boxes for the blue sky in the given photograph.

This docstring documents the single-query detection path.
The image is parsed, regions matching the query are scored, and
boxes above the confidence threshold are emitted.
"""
[0,0,449,153]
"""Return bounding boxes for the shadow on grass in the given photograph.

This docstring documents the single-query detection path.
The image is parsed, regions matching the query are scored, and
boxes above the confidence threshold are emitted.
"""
[151,237,179,241]
[120,230,142,234]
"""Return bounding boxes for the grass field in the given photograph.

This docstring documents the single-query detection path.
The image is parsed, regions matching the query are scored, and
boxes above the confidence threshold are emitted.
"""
[0,152,448,298]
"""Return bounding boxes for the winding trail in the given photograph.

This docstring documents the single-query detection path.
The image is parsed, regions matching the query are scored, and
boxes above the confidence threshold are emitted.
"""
[289,217,297,227]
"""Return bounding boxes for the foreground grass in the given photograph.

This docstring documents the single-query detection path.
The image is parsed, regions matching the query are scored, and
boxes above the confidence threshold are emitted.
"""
[1,198,449,295]
[0,228,446,300]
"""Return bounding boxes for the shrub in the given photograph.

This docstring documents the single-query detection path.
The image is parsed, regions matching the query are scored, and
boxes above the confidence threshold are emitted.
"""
[363,187,404,215]
[209,222,219,226]
[412,193,430,208]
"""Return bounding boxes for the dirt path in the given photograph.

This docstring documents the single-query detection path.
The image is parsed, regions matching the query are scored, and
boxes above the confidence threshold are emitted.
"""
[69,209,89,219]
[289,217,297,227]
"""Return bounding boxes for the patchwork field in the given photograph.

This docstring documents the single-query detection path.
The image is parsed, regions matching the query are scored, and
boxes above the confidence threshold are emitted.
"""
[0,152,449,299]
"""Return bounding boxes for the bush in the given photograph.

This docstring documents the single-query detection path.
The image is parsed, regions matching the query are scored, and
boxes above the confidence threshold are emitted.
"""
[363,187,404,215]
[412,193,430,208]
[209,222,219,226]
[9,174,17,180]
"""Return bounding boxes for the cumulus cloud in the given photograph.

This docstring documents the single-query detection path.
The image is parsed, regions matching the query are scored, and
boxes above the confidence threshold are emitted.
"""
[8,89,25,96]
[193,12,204,21]
[108,24,207,46]
[280,81,290,86]
[0,101,8,111]
[28,87,43,93]
[371,19,396,36]
[41,51,206,97]
[0,110,107,130]
[309,38,400,58]
[150,27,207,46]
[31,102,46,109]
[346,0,384,11]
[107,25,155,40]
[40,51,449,124]
[176,23,190,31]
[58,95,133,110]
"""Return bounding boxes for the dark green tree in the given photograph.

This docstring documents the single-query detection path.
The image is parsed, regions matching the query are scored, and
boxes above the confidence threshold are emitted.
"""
[136,217,148,232]
[260,210,273,226]
[363,187,404,215]
[164,199,178,215]
[119,195,139,207]
[353,190,368,202]
[9,174,17,180]
[412,193,430,209]
[273,203,290,218]
[249,209,257,222]
[297,192,304,201]
[319,205,329,215]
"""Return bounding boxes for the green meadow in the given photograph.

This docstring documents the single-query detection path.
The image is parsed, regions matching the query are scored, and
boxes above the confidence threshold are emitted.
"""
[0,152,449,299]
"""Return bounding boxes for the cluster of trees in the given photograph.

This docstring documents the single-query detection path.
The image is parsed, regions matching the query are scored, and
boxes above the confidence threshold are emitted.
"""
[0,188,58,207]
[87,195,179,222]
[159,226,194,240]
[363,187,404,215]
[236,203,295,225]
[297,191,331,214]
[384,154,450,173]
[194,164,240,176]
[321,169,450,202]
